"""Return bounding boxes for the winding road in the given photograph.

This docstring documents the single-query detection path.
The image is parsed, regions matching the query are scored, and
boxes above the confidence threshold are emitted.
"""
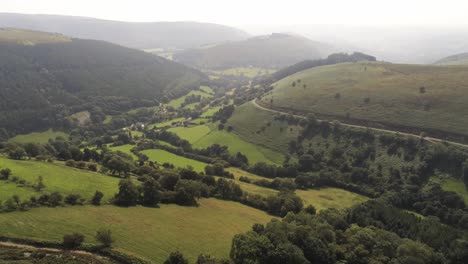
[252,99,468,148]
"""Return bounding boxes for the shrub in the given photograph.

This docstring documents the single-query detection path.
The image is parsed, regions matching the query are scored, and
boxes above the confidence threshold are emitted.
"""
[88,163,98,172]
[0,168,11,180]
[92,191,104,205]
[164,251,188,264]
[64,194,83,205]
[65,160,77,167]
[62,233,85,249]
[95,228,113,247]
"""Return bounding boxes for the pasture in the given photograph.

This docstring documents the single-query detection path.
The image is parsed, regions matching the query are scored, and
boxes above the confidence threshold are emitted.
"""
[0,199,273,263]
[8,129,68,144]
[0,157,119,202]
[262,62,468,136]
[141,149,208,172]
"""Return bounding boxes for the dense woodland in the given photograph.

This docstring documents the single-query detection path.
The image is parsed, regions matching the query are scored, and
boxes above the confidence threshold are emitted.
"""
[0,39,204,136]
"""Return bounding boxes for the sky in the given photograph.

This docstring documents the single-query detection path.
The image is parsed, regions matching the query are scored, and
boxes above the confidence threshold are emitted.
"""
[1,0,468,27]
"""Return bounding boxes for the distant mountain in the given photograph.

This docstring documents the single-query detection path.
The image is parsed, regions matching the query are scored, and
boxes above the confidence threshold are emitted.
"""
[435,52,468,65]
[0,13,249,49]
[0,28,204,135]
[173,33,336,69]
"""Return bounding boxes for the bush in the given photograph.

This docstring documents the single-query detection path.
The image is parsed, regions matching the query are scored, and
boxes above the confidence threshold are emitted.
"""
[88,163,98,172]
[95,228,113,247]
[164,251,188,264]
[64,194,83,205]
[92,191,104,205]
[0,168,11,180]
[62,233,85,249]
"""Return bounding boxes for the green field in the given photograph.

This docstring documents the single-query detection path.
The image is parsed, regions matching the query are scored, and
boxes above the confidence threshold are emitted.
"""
[0,157,119,202]
[141,149,208,172]
[150,117,185,129]
[8,129,68,144]
[108,144,138,160]
[0,199,273,263]
[199,85,214,94]
[167,90,213,109]
[169,125,283,164]
[200,106,222,118]
[168,125,211,143]
[0,180,37,201]
[440,178,468,203]
[296,188,369,211]
[227,101,301,154]
[262,62,468,136]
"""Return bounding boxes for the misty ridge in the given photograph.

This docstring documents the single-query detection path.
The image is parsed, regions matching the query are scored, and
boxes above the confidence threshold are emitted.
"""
[2,13,468,64]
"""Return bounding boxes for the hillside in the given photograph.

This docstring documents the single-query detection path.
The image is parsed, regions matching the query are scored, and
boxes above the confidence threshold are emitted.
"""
[261,62,468,140]
[173,33,335,69]
[0,13,249,50]
[435,52,468,65]
[0,28,204,136]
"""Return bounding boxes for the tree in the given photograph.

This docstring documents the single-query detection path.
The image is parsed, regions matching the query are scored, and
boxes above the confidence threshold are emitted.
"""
[114,179,139,206]
[92,191,104,205]
[8,146,27,160]
[96,228,113,247]
[141,177,161,206]
[0,168,11,180]
[164,251,188,264]
[62,233,85,249]
[34,176,46,191]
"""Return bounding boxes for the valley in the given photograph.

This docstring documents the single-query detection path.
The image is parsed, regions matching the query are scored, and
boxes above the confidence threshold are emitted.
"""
[0,11,468,264]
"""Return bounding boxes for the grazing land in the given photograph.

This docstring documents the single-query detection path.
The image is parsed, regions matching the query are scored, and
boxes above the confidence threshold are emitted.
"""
[141,149,208,172]
[108,144,138,160]
[0,199,273,263]
[166,90,213,109]
[296,188,369,211]
[169,125,283,164]
[227,101,301,154]
[0,157,119,201]
[8,129,68,144]
[262,62,468,137]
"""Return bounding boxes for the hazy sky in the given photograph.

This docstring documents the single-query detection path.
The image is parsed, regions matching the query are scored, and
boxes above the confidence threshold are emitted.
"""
[2,0,468,26]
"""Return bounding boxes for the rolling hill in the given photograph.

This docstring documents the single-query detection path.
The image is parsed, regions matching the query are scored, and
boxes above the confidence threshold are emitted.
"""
[173,33,335,69]
[261,62,468,140]
[435,52,468,65]
[0,13,249,50]
[0,28,204,136]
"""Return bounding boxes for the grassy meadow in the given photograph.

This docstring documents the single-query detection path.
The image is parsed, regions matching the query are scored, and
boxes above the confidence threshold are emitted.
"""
[0,157,119,202]
[262,62,468,136]
[8,129,68,144]
[0,199,273,263]
[227,101,301,154]
[141,149,208,172]
[108,144,138,160]
[168,125,283,164]
[167,90,213,109]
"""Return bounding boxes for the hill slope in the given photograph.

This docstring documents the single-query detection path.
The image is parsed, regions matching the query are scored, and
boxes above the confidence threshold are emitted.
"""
[173,33,335,69]
[435,52,468,65]
[261,62,468,139]
[0,28,204,135]
[0,13,249,49]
